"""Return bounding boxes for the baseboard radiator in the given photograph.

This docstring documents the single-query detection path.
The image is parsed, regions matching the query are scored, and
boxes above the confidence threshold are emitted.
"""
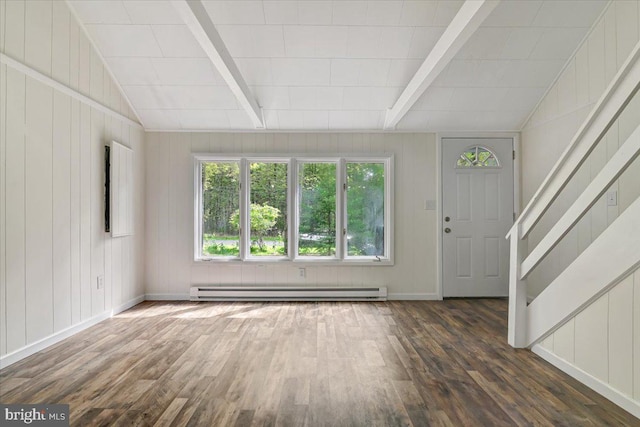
[190,286,388,301]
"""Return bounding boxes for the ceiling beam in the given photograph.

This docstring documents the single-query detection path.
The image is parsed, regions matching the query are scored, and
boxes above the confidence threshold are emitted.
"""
[383,0,500,130]
[172,0,264,129]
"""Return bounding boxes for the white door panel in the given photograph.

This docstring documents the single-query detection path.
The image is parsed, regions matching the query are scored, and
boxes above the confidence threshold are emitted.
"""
[442,138,514,297]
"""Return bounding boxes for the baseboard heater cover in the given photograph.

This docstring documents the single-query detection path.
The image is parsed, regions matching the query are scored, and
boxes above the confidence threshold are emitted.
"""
[190,286,388,301]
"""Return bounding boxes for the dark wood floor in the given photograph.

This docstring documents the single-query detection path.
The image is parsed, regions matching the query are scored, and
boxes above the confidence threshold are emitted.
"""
[0,300,637,426]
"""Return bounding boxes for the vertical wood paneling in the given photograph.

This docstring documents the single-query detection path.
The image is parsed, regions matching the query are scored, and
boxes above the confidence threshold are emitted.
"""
[170,133,191,294]
[4,0,25,61]
[574,44,589,107]
[145,132,160,293]
[25,78,54,343]
[522,0,640,302]
[52,91,72,332]
[634,269,640,401]
[588,19,606,103]
[70,99,81,324]
[553,318,575,363]
[615,1,639,68]
[0,0,5,52]
[112,236,122,305]
[1,0,144,359]
[90,110,105,315]
[145,132,437,297]
[608,275,633,396]
[5,69,26,353]
[103,119,113,311]
[574,294,608,383]
[89,50,103,104]
[157,134,170,293]
[0,63,6,356]
[134,128,145,298]
[69,18,79,91]
[78,32,90,97]
[557,60,577,115]
[603,5,618,85]
[618,93,640,212]
[24,1,52,76]
[168,135,181,293]
[79,104,91,320]
[51,1,69,85]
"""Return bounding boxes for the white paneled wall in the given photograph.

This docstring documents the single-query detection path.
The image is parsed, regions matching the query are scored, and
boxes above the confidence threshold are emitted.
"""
[521,1,640,414]
[521,1,640,298]
[0,0,145,359]
[539,265,640,403]
[145,133,437,298]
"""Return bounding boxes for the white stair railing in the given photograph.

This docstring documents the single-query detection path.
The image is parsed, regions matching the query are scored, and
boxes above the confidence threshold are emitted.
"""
[507,41,640,348]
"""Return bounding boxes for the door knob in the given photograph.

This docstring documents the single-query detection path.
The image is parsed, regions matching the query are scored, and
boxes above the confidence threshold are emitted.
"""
[444,228,451,233]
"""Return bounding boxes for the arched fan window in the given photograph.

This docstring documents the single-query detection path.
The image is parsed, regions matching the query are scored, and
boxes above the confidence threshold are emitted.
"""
[456,146,500,168]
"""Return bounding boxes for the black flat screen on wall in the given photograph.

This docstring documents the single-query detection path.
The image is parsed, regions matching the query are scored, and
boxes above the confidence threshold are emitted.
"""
[105,145,110,233]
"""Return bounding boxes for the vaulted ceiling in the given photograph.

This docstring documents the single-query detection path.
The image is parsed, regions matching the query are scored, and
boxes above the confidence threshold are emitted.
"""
[69,0,608,132]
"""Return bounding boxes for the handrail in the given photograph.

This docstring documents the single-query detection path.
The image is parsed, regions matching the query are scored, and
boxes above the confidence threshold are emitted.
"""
[507,40,640,240]
[520,122,640,280]
[507,39,640,348]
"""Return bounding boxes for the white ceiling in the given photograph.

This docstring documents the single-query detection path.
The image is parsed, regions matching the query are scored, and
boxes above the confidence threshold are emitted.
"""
[70,0,608,132]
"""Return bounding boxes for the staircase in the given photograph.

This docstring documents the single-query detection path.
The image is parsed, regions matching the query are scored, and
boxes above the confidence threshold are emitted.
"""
[506,41,640,417]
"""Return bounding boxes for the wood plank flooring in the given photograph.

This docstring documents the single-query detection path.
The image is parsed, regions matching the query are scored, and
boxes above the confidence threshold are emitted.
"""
[1,299,638,426]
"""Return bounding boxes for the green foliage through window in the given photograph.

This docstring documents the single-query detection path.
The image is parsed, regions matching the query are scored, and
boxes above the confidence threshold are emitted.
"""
[346,163,385,256]
[202,162,240,257]
[197,156,390,261]
[456,146,500,168]
[298,163,337,257]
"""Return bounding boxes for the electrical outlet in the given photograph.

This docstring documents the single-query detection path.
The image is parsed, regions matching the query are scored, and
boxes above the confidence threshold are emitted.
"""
[97,275,104,290]
[299,268,306,278]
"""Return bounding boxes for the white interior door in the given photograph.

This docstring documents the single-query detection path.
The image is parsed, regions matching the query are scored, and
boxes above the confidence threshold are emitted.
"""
[442,138,514,297]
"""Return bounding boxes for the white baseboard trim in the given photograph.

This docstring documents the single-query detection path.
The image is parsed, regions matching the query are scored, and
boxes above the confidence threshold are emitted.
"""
[112,295,145,315]
[147,292,441,301]
[0,312,109,369]
[388,293,440,300]
[0,295,145,369]
[145,293,191,301]
[532,344,640,419]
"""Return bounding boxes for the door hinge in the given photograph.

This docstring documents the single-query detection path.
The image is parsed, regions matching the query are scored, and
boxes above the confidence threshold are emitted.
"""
[513,212,516,221]
[343,183,346,191]
[343,228,346,236]
[513,150,516,160]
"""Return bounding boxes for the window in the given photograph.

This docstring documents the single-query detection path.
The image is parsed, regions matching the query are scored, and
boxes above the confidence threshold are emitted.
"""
[456,146,500,168]
[199,161,240,257]
[345,162,385,257]
[194,155,393,264]
[249,162,288,257]
[297,162,337,257]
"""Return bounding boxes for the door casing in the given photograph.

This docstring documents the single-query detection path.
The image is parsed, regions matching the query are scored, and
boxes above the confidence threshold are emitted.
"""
[436,133,521,299]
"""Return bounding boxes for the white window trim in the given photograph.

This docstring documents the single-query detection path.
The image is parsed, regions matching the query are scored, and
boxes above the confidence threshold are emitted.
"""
[193,153,394,266]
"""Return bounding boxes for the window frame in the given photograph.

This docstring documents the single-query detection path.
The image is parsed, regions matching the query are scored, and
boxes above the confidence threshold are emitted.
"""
[245,158,292,261]
[194,153,394,266]
[343,158,391,261]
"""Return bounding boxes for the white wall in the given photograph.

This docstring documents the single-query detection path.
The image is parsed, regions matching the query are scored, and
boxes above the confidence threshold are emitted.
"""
[521,1,640,298]
[538,264,640,411]
[519,2,640,415]
[144,132,438,299]
[0,0,145,359]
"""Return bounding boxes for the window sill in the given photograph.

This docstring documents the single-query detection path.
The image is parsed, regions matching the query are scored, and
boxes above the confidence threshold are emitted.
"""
[192,258,394,267]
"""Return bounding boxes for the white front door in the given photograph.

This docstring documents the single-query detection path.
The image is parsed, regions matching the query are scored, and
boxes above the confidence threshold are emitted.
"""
[442,138,514,297]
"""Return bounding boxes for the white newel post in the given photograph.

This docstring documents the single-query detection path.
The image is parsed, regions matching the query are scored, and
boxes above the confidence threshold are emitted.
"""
[508,224,528,348]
